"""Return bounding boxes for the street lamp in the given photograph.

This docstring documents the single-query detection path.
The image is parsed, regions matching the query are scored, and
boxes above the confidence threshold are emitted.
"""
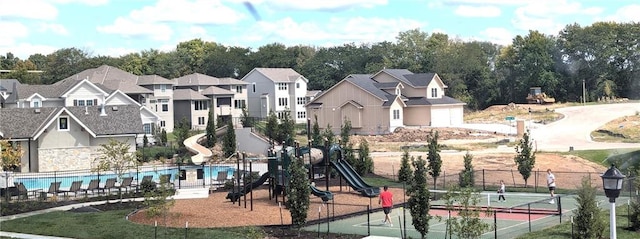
[601,165,626,239]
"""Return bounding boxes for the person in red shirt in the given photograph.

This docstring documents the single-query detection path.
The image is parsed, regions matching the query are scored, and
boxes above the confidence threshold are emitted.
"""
[379,185,393,226]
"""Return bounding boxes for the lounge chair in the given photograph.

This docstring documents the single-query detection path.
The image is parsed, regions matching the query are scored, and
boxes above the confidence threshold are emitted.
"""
[42,182,61,199]
[83,179,100,195]
[99,178,117,194]
[14,182,41,200]
[212,171,228,187]
[60,181,83,197]
[118,177,133,193]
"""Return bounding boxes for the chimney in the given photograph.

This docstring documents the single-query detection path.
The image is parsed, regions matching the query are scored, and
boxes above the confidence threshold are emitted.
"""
[85,106,89,115]
[100,104,107,116]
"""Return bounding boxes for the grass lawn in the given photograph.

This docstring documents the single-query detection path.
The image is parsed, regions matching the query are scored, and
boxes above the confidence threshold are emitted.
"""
[562,148,640,168]
[1,209,265,239]
[517,205,639,239]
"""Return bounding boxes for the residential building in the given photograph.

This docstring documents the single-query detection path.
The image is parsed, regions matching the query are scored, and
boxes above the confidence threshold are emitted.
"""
[137,75,175,132]
[306,69,466,135]
[241,68,310,123]
[173,73,248,130]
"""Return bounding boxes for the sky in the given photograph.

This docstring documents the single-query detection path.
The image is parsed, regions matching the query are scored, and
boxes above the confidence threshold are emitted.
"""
[1,0,640,59]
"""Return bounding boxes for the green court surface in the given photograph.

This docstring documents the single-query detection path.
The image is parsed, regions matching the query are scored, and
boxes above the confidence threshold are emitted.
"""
[303,192,613,239]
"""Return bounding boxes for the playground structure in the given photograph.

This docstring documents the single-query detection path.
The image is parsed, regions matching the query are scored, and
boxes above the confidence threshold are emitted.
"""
[225,142,380,205]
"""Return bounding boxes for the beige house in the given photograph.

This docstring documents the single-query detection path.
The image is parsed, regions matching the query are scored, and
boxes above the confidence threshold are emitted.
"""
[306,69,466,135]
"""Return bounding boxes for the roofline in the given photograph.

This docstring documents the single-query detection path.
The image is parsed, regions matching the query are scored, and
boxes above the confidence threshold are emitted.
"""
[307,75,385,105]
[32,108,97,140]
[105,89,142,107]
[25,93,47,101]
[60,79,109,98]
[140,106,161,120]
[95,134,138,138]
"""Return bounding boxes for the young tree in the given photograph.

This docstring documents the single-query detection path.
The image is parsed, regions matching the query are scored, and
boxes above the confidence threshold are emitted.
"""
[459,152,475,188]
[408,155,433,239]
[152,124,162,145]
[160,128,167,146]
[311,115,322,147]
[340,118,352,148]
[239,107,254,127]
[1,140,22,171]
[143,158,176,229]
[93,138,139,202]
[322,124,335,146]
[629,169,640,230]
[358,138,374,174]
[174,117,191,154]
[286,156,311,234]
[398,150,413,183]
[443,186,491,239]
[427,131,442,190]
[265,110,279,143]
[343,142,358,171]
[277,110,295,145]
[204,107,216,148]
[143,135,149,148]
[222,120,236,157]
[574,177,605,238]
[514,131,536,187]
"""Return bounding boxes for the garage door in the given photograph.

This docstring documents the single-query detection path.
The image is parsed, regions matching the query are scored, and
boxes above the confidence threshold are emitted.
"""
[430,107,450,127]
[449,106,464,125]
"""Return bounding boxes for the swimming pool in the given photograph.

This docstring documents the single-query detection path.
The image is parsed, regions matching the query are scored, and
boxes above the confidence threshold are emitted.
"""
[16,165,236,191]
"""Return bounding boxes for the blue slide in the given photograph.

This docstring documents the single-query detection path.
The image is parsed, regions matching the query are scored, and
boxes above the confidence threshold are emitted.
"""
[330,160,380,197]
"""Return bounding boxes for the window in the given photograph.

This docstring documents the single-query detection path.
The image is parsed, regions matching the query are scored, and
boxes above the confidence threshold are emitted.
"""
[235,85,242,93]
[86,100,94,106]
[278,97,288,107]
[160,84,166,92]
[143,123,152,134]
[277,111,289,119]
[234,99,246,109]
[160,121,166,127]
[77,100,85,106]
[297,111,306,119]
[32,101,40,108]
[159,99,169,112]
[73,99,97,106]
[296,82,300,88]
[278,83,288,90]
[194,100,208,110]
[58,117,69,131]
[296,97,306,105]
[252,83,256,92]
[431,88,438,98]
[198,117,205,125]
[393,109,400,120]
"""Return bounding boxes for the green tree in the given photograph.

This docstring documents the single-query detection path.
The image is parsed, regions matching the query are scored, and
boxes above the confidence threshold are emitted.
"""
[92,138,139,202]
[358,138,373,174]
[142,158,176,229]
[574,177,605,238]
[407,155,432,239]
[322,124,335,146]
[205,107,216,148]
[311,115,322,147]
[630,169,640,230]
[240,107,254,127]
[459,152,475,188]
[160,129,167,146]
[277,110,295,145]
[174,117,191,155]
[340,118,352,148]
[514,131,536,187]
[222,120,236,157]
[398,150,413,183]
[265,110,279,143]
[143,135,149,148]
[0,140,23,171]
[286,156,311,234]
[427,131,442,190]
[443,186,491,239]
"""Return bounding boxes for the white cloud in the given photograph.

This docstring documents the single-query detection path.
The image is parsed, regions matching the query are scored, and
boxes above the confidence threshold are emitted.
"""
[240,16,424,47]
[0,22,29,46]
[602,4,640,22]
[454,5,501,17]
[479,27,513,46]
[96,17,173,41]
[511,0,603,35]
[38,23,69,35]
[128,0,243,25]
[0,0,58,20]
[50,0,109,6]
[261,0,387,11]
[0,43,58,59]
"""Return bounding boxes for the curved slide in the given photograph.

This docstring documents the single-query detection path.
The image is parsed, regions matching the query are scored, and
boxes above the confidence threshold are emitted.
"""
[310,185,333,202]
[184,126,228,164]
[330,160,380,198]
[226,172,270,202]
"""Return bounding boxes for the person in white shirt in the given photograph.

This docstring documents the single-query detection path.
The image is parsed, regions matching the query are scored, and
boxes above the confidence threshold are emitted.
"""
[497,180,506,202]
[547,169,556,204]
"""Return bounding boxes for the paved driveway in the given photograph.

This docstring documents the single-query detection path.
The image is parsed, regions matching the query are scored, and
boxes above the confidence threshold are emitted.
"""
[529,102,640,152]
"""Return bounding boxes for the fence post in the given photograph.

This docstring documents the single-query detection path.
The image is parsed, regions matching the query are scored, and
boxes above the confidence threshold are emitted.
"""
[202,164,205,188]
[534,169,538,193]
[528,204,531,232]
[367,204,370,236]
[177,164,181,189]
[482,169,486,191]
[494,209,497,239]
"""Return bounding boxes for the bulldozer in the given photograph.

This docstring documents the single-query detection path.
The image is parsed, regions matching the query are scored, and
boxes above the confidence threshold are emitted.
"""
[526,87,556,104]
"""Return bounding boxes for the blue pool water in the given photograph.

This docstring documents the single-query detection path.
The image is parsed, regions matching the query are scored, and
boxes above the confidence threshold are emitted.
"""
[16,165,236,191]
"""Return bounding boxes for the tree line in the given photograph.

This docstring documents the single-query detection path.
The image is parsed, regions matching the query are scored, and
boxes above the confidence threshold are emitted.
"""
[2,21,640,110]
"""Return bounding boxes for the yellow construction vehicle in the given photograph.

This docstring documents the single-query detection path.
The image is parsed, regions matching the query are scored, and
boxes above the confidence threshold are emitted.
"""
[526,87,556,104]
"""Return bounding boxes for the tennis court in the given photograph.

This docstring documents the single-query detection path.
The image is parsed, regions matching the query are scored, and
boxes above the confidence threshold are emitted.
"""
[303,191,606,239]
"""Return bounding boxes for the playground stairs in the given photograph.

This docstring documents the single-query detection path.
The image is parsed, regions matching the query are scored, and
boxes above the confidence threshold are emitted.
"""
[171,188,209,200]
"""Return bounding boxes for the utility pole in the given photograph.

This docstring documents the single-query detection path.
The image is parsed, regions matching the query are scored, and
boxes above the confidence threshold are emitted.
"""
[582,79,586,106]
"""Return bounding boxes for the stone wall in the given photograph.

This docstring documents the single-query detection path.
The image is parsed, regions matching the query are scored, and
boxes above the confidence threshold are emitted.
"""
[38,147,98,172]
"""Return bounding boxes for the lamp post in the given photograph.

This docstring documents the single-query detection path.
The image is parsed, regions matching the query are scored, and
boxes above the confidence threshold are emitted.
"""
[601,165,626,239]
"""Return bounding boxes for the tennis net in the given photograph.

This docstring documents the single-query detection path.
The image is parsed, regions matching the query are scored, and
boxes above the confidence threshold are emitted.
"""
[428,189,561,215]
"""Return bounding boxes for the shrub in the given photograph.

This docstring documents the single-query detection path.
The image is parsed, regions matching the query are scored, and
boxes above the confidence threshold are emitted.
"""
[140,180,157,194]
